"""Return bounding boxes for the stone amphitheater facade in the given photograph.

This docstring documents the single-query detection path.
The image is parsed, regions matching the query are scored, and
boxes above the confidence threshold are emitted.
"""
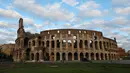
[13,18,119,62]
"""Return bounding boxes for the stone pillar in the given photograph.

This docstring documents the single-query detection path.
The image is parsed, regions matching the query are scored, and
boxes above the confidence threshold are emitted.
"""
[103,53,105,60]
[35,38,39,47]
[99,53,101,60]
[66,34,68,51]
[93,40,95,51]
[97,41,100,51]
[60,34,62,52]
[66,52,68,61]
[83,53,85,58]
[87,35,90,51]
[101,39,104,52]
[83,34,85,51]
[77,34,79,51]
[49,35,51,51]
[88,53,91,60]
[54,52,56,61]
[34,53,36,62]
[39,51,43,62]
[17,51,20,62]
[60,52,62,61]
[94,53,96,60]
[71,34,74,52]
[54,34,57,52]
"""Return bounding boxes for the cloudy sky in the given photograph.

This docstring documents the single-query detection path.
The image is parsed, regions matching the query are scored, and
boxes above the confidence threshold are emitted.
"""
[0,0,130,51]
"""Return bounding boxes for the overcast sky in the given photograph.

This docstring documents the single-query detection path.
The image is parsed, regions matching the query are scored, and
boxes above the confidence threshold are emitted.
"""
[0,0,130,51]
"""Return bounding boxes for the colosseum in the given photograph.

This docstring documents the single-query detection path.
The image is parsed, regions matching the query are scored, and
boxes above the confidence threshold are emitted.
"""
[13,18,119,62]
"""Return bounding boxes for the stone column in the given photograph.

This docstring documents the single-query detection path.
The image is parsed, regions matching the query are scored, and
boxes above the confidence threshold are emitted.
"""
[103,53,105,60]
[97,40,100,51]
[49,35,51,51]
[93,40,95,51]
[88,53,91,60]
[101,39,104,52]
[60,34,62,52]
[71,34,74,52]
[66,34,68,51]
[77,34,79,51]
[60,52,62,61]
[94,53,96,60]
[99,53,101,60]
[83,53,85,58]
[65,52,68,61]
[54,34,57,52]
[83,34,85,52]
[35,38,39,47]
[39,51,44,62]
[54,52,56,61]
[34,52,36,62]
[17,51,20,62]
[87,35,90,51]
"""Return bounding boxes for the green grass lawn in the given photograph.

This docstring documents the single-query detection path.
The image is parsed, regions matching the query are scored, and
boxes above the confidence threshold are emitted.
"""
[0,62,130,73]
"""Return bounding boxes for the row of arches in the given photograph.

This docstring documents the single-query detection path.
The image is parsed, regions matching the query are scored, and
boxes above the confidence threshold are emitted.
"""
[30,52,118,61]
[30,40,117,50]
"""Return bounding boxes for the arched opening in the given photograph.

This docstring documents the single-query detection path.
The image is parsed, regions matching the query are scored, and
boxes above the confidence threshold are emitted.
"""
[74,40,77,48]
[90,40,93,48]
[62,40,66,48]
[96,53,99,60]
[57,40,60,48]
[91,53,94,60]
[62,53,65,61]
[29,42,31,47]
[25,48,30,60]
[74,52,78,60]
[99,41,102,50]
[51,52,54,61]
[51,41,55,48]
[56,52,60,61]
[105,54,107,60]
[36,53,39,61]
[112,54,114,60]
[46,41,49,47]
[101,53,104,60]
[79,40,83,48]
[84,40,88,48]
[39,41,41,46]
[114,54,116,60]
[80,52,84,60]
[42,41,44,47]
[95,41,98,50]
[107,42,109,48]
[68,40,72,47]
[44,53,49,61]
[32,40,35,46]
[51,35,55,39]
[109,54,111,60]
[68,52,72,61]
[85,53,89,59]
[42,47,45,59]
[24,37,29,47]
[31,53,34,60]
[38,36,41,39]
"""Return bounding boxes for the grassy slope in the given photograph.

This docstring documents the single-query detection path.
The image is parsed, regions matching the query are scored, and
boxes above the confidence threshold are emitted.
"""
[0,62,130,73]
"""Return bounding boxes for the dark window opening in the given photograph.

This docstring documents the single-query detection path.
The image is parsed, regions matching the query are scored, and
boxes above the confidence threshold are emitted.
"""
[57,40,60,48]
